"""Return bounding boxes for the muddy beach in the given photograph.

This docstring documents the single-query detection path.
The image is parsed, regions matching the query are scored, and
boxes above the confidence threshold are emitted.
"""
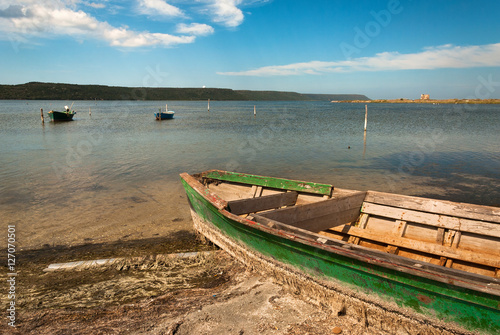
[1,228,388,335]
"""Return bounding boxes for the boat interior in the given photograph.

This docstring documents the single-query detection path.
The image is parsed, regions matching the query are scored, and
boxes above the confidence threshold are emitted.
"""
[202,177,500,279]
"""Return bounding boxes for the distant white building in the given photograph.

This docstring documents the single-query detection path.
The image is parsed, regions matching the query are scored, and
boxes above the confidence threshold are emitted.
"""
[421,94,430,100]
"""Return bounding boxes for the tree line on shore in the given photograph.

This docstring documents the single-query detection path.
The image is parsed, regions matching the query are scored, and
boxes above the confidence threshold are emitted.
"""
[0,82,370,101]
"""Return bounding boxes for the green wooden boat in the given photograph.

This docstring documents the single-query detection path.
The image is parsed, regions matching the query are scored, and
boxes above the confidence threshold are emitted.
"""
[180,170,500,334]
[48,108,76,121]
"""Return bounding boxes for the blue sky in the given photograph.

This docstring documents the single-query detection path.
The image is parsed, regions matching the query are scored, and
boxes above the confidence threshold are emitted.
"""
[1,0,500,99]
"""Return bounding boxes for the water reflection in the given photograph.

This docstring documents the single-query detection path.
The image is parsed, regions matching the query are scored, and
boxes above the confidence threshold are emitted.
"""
[368,150,500,205]
[363,130,367,159]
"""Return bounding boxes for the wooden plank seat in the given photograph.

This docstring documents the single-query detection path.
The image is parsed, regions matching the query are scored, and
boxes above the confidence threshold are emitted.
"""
[227,191,298,215]
[258,191,366,232]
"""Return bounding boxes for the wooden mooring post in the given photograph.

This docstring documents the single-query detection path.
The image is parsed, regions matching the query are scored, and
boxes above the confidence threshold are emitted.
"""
[40,108,44,123]
[364,104,368,132]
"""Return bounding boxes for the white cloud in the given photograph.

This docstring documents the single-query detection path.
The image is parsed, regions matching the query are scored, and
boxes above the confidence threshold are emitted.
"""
[82,2,106,9]
[176,23,214,36]
[209,0,244,27]
[0,1,194,47]
[103,27,195,47]
[137,0,183,17]
[0,0,263,48]
[218,43,500,76]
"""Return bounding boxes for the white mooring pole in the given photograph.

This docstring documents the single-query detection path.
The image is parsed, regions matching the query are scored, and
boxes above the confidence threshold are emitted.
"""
[364,104,368,132]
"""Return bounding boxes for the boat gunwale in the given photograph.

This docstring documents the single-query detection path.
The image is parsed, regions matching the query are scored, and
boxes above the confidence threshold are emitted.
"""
[49,110,76,114]
[199,169,334,196]
[180,171,500,297]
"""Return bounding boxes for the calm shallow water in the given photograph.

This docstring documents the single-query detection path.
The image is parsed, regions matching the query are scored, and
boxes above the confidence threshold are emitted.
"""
[1,100,499,248]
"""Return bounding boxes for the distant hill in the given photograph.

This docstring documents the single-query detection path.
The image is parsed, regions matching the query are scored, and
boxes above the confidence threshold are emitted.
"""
[0,82,370,101]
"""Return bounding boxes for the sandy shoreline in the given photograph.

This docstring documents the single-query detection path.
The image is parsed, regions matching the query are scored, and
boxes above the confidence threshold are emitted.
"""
[4,226,468,335]
[2,235,389,335]
[342,98,500,104]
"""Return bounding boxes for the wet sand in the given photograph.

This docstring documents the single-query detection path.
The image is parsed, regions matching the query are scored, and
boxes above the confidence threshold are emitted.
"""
[9,179,193,251]
[2,234,385,335]
[3,213,463,334]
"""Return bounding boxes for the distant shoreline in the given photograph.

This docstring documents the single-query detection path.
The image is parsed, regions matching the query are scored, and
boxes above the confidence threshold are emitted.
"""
[338,98,500,104]
[0,82,369,101]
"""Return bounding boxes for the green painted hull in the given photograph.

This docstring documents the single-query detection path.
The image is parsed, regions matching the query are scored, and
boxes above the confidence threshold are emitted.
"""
[180,172,500,334]
[49,110,75,121]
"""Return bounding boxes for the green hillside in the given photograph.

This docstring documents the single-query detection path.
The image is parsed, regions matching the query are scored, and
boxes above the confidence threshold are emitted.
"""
[0,82,370,101]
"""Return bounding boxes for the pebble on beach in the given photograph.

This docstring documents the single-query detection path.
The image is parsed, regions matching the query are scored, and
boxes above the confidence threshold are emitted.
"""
[332,326,342,334]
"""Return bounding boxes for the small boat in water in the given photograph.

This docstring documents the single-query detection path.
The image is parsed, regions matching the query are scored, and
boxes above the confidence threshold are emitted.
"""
[180,170,500,334]
[155,111,175,120]
[48,106,76,121]
[155,104,175,120]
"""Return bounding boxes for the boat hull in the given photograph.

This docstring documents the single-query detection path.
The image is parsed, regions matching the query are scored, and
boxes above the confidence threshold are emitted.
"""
[180,171,500,334]
[48,111,75,121]
[155,112,174,120]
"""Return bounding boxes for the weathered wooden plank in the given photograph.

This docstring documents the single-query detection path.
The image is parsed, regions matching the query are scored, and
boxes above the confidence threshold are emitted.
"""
[386,245,399,254]
[250,185,258,197]
[452,231,461,248]
[208,183,254,202]
[288,208,361,233]
[393,220,407,237]
[348,235,361,245]
[180,173,228,210]
[436,228,445,244]
[255,186,263,197]
[457,233,500,260]
[361,202,500,239]
[365,191,500,223]
[202,170,334,195]
[227,191,298,215]
[259,192,366,231]
[357,213,369,229]
[326,224,500,269]
[444,230,457,247]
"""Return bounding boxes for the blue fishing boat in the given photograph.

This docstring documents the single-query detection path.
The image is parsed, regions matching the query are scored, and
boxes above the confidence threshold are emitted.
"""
[155,104,175,120]
[155,111,175,120]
